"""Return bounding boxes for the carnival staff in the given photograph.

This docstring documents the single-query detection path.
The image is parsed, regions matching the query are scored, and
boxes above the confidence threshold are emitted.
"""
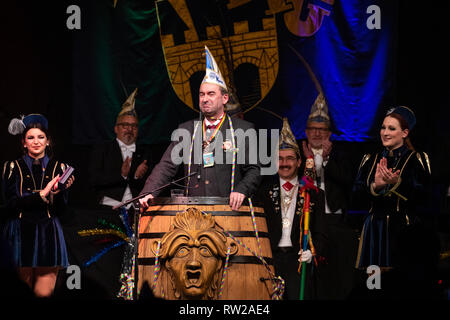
[140,46,261,210]
[2,114,74,297]
[352,106,437,298]
[257,118,327,299]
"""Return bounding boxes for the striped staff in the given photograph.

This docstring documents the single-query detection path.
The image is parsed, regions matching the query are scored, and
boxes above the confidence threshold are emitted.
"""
[297,175,318,300]
[298,190,310,300]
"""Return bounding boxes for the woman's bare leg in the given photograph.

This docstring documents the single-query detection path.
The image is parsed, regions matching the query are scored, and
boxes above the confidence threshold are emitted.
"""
[17,267,34,289]
[33,267,59,297]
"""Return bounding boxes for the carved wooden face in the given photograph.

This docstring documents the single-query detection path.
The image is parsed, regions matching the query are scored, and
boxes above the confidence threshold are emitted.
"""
[157,208,237,300]
[165,230,224,299]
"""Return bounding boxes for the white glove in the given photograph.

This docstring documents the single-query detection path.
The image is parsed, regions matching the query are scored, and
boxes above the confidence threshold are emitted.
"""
[298,249,313,264]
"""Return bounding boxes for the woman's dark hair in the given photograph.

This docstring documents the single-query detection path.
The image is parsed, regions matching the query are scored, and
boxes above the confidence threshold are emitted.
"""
[385,113,415,151]
[21,122,53,157]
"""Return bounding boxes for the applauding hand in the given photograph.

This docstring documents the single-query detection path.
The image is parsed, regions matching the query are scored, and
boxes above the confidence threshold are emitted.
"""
[374,157,400,190]
[135,160,148,179]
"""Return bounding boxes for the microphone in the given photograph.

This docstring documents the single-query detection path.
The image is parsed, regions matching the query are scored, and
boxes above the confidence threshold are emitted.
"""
[112,172,198,210]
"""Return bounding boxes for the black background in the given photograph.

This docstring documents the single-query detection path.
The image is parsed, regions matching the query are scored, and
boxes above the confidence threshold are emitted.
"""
[1,0,449,302]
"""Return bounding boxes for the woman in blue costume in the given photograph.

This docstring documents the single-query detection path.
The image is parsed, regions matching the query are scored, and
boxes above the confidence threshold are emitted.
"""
[2,114,75,297]
[352,106,437,297]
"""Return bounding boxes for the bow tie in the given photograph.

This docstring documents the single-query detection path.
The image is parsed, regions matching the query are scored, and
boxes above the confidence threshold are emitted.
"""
[206,124,217,130]
[282,181,294,191]
[121,144,136,153]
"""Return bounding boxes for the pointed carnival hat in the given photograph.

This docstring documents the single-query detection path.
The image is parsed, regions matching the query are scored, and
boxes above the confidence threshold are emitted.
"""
[8,113,48,135]
[307,92,341,134]
[117,88,138,119]
[386,106,416,130]
[279,117,300,157]
[307,92,330,124]
[202,46,227,91]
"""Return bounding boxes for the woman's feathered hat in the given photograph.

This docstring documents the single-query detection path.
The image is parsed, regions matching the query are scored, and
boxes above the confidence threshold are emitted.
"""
[8,114,48,135]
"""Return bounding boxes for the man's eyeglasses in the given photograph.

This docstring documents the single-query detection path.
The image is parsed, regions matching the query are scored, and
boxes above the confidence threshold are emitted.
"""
[279,156,298,162]
[117,122,138,129]
[306,127,329,133]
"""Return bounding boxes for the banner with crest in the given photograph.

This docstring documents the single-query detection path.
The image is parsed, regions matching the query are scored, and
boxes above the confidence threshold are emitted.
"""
[72,0,397,144]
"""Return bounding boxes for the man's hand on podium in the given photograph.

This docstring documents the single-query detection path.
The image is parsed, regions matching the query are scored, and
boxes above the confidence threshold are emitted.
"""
[139,191,245,211]
[229,192,245,211]
[139,193,154,209]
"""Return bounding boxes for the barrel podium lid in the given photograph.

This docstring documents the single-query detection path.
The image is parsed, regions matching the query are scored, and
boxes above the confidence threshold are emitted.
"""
[148,196,261,207]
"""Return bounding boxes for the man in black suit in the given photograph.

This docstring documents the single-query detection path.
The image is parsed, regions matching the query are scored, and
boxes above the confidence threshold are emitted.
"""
[299,93,358,299]
[300,93,353,216]
[257,118,328,300]
[139,46,261,210]
[89,89,152,209]
[77,89,154,297]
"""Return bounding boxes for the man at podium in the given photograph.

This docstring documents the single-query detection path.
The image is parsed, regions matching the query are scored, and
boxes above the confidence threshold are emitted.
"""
[139,46,261,211]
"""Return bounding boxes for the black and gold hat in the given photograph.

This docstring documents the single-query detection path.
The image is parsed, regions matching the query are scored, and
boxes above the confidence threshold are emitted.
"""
[306,92,341,134]
[117,88,138,119]
[307,92,330,125]
[279,117,300,157]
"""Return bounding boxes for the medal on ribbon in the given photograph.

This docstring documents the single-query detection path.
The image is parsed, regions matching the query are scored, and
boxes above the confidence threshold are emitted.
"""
[202,114,225,167]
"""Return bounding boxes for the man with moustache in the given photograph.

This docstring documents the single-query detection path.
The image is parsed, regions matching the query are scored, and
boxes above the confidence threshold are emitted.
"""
[89,89,153,210]
[257,118,328,300]
[139,46,260,211]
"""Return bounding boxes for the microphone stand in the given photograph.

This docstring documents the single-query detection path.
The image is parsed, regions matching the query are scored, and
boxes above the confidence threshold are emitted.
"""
[112,172,198,210]
[113,172,197,300]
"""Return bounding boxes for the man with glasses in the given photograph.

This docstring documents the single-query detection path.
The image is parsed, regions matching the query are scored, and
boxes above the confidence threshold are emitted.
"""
[300,93,358,299]
[89,89,153,210]
[301,93,352,216]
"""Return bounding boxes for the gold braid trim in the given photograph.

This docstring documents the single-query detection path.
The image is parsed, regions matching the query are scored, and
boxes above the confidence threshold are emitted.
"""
[423,152,431,174]
[2,161,7,179]
[16,160,23,218]
[385,151,415,201]
[416,153,425,172]
[78,229,129,242]
[366,153,379,188]
[370,151,415,201]
[359,154,371,172]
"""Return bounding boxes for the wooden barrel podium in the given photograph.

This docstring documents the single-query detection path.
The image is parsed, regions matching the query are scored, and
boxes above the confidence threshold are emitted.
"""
[137,197,275,300]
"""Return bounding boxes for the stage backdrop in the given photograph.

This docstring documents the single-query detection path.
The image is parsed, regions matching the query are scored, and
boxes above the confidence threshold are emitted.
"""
[72,0,398,145]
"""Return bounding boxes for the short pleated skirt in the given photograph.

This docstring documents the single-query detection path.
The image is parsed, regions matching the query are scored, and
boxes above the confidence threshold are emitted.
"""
[355,212,423,270]
[355,214,391,269]
[2,216,69,268]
